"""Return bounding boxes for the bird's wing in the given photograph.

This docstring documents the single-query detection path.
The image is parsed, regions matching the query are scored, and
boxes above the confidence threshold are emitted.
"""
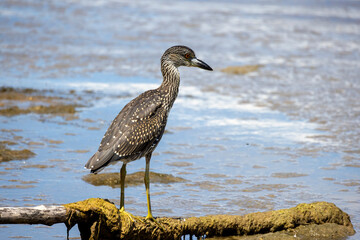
[85,90,166,172]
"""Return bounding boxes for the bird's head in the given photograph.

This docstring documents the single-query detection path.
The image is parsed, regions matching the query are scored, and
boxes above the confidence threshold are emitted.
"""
[161,45,213,71]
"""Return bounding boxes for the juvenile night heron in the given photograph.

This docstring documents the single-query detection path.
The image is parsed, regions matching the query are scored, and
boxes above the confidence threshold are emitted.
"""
[85,45,212,223]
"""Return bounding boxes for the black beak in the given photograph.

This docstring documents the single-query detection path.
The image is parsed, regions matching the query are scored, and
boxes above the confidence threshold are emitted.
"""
[191,58,213,71]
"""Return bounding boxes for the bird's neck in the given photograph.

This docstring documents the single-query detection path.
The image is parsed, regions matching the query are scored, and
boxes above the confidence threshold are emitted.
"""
[159,60,180,106]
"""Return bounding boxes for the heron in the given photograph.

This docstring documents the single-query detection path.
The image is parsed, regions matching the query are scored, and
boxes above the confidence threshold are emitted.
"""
[85,45,213,224]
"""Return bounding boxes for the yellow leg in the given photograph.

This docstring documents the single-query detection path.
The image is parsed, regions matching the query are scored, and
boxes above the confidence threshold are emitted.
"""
[144,155,153,220]
[119,163,142,223]
[120,163,126,210]
[144,154,165,230]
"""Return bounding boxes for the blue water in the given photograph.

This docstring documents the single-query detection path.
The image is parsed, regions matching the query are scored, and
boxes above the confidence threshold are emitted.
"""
[1,0,359,239]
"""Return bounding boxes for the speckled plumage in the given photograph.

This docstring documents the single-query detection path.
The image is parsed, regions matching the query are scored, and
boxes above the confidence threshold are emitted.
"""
[85,88,168,172]
[84,46,212,222]
[85,46,212,173]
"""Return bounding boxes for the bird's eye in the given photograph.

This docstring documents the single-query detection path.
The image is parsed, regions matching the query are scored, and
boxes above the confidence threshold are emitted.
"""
[184,53,191,59]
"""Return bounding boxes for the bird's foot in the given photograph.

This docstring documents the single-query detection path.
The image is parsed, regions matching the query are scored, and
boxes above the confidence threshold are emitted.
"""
[145,214,166,231]
[119,207,143,223]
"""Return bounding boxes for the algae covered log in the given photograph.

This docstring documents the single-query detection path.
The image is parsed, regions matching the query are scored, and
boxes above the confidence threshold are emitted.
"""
[0,198,355,239]
[64,198,355,240]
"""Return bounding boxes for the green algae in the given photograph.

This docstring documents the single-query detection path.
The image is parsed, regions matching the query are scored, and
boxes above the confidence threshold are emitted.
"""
[271,172,309,178]
[208,223,355,240]
[64,198,122,239]
[220,65,262,75]
[0,105,77,116]
[0,87,80,116]
[63,199,355,240]
[0,142,35,162]
[82,171,186,188]
[22,164,54,169]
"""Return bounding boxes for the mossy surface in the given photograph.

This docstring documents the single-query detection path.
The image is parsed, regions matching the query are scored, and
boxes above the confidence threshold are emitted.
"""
[82,171,186,188]
[64,198,122,239]
[220,65,262,75]
[208,223,355,240]
[0,104,77,116]
[0,87,79,116]
[0,142,35,162]
[63,199,355,240]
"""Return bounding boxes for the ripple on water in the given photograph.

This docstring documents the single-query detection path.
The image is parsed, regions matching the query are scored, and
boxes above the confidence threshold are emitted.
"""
[1,0,359,238]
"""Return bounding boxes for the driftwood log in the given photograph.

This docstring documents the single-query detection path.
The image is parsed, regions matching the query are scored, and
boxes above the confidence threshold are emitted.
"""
[0,198,355,240]
[0,205,67,225]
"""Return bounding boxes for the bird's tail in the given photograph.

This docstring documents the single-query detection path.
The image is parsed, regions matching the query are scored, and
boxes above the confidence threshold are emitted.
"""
[85,151,111,174]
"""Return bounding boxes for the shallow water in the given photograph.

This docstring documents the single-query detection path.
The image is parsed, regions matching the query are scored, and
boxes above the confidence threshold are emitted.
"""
[1,0,359,239]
